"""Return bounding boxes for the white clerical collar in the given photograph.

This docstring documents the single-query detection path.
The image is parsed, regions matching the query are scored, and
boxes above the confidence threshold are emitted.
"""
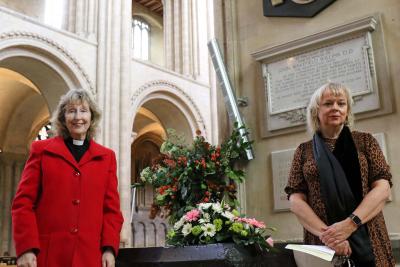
[72,139,84,146]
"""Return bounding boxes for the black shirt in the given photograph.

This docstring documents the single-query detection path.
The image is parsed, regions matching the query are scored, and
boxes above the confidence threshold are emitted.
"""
[64,137,90,162]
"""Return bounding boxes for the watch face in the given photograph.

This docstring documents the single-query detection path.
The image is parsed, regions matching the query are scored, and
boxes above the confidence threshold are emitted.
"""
[350,214,362,226]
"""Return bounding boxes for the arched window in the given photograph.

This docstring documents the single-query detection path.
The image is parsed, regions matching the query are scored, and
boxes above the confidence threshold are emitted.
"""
[36,123,52,141]
[132,17,150,60]
[44,0,65,29]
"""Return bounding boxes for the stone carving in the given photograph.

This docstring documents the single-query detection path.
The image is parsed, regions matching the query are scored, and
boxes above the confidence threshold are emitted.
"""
[277,108,307,124]
[0,31,94,93]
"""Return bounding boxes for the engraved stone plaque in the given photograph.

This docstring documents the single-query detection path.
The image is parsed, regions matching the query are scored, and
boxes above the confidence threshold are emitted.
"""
[372,132,388,161]
[263,34,379,131]
[253,15,393,138]
[271,148,296,211]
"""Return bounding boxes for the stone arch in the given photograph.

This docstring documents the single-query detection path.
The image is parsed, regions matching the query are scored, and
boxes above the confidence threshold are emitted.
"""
[0,32,95,151]
[0,31,94,110]
[130,80,207,140]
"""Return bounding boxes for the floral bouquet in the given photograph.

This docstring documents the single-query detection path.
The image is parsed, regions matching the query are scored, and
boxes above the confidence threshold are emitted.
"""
[139,124,276,252]
[140,124,252,223]
[167,202,275,252]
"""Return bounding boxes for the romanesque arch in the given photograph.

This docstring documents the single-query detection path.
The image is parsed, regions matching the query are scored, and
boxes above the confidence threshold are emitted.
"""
[130,80,207,140]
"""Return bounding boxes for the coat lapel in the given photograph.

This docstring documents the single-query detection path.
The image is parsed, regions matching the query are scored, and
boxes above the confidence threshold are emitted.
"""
[78,139,108,166]
[44,137,79,169]
[44,137,108,168]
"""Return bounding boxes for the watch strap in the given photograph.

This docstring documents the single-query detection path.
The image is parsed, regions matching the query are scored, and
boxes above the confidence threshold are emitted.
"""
[349,213,362,227]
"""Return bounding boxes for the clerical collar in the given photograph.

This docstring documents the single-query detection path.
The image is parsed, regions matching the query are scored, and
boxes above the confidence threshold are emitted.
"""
[72,139,85,146]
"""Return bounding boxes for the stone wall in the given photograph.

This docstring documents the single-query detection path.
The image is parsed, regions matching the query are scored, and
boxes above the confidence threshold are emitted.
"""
[231,0,400,242]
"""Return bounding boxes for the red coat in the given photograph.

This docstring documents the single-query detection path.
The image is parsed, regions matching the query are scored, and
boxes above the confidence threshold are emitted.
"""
[12,137,124,267]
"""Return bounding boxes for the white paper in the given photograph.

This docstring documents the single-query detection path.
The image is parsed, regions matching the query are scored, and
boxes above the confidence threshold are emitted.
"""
[285,244,335,262]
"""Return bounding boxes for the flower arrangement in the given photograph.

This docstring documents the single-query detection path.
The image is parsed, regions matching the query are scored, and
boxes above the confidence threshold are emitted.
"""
[139,124,276,251]
[140,124,251,223]
[167,201,275,252]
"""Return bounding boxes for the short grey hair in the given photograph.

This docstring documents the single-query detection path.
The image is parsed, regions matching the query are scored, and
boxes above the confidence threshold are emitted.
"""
[306,82,354,135]
[51,89,101,139]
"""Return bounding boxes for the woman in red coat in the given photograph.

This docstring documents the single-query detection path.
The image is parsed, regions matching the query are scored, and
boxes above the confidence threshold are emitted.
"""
[12,89,124,267]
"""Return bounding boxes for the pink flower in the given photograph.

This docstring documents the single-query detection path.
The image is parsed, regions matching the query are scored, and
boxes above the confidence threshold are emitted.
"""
[185,209,200,222]
[235,217,266,229]
[266,237,274,247]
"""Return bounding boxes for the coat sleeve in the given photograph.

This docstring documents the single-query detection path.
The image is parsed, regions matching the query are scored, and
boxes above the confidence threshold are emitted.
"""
[101,150,124,256]
[11,142,42,257]
[285,143,308,198]
[365,133,392,186]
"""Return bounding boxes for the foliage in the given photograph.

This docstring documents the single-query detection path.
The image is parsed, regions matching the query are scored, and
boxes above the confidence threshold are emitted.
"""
[139,124,276,251]
[167,201,275,252]
[140,123,252,223]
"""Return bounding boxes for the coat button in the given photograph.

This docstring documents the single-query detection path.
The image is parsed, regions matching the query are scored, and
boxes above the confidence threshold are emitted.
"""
[74,171,81,177]
[70,228,78,234]
[72,199,80,205]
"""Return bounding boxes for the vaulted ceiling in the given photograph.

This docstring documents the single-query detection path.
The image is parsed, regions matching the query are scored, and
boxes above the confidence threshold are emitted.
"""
[133,0,163,16]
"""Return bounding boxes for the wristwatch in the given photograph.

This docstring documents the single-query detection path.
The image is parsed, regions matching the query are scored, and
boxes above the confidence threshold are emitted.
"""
[348,213,362,228]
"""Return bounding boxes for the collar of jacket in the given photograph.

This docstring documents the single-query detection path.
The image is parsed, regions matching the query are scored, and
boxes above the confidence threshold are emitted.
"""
[43,136,108,169]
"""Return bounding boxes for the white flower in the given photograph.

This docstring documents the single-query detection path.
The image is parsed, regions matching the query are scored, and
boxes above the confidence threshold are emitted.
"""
[139,167,152,183]
[212,203,223,213]
[201,223,216,237]
[221,211,235,221]
[182,223,192,236]
[198,203,212,210]
[174,217,185,230]
[199,212,210,224]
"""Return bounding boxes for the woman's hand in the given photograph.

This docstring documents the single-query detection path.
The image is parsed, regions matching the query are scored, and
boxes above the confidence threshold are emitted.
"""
[331,240,352,256]
[102,249,115,267]
[320,218,357,247]
[17,251,37,267]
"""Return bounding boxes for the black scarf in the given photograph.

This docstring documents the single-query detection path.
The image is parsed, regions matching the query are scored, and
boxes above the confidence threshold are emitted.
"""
[312,126,374,263]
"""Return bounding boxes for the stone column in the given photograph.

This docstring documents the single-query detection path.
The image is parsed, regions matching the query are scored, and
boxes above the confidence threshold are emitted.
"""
[164,0,197,77]
[68,0,97,40]
[164,0,174,70]
[67,0,76,32]
[173,0,182,73]
[10,161,24,256]
[1,160,13,254]
[119,0,134,248]
[75,0,86,36]
[0,162,5,254]
[96,0,132,247]
[182,0,192,76]
[86,0,97,41]
[191,0,200,78]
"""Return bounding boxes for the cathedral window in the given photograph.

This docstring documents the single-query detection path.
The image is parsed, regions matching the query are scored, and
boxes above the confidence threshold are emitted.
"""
[36,123,52,141]
[132,17,150,60]
[44,0,65,29]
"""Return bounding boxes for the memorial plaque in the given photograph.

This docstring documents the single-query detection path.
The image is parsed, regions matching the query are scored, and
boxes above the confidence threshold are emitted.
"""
[253,15,393,137]
[271,148,296,211]
[262,34,380,131]
[265,35,373,115]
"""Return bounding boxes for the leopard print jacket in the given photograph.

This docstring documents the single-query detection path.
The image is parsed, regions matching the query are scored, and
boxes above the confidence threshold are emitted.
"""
[285,131,395,266]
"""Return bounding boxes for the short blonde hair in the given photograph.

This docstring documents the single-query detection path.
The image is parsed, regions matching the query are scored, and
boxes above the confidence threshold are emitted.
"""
[306,82,354,135]
[51,89,101,139]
